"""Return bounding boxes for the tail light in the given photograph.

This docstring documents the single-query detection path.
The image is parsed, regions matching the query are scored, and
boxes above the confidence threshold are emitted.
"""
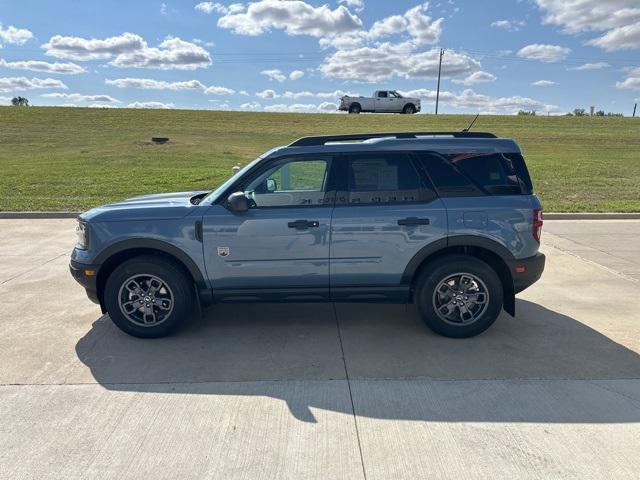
[532,208,543,243]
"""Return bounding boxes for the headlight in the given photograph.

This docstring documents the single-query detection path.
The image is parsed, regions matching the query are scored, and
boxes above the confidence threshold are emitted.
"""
[76,220,89,249]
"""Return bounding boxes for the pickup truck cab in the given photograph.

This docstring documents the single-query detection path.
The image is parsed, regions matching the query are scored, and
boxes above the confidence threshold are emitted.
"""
[71,131,544,339]
[339,90,421,114]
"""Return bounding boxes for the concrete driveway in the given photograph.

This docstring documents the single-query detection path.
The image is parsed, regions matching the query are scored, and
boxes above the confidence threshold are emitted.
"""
[1,219,639,479]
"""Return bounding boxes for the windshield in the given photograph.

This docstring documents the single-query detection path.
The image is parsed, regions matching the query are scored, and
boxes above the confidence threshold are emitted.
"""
[201,147,282,204]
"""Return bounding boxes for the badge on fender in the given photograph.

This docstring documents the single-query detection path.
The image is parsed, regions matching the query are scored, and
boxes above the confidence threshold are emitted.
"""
[217,247,230,257]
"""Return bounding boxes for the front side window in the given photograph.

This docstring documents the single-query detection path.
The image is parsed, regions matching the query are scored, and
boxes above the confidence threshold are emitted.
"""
[343,153,435,205]
[244,158,330,208]
[377,91,388,98]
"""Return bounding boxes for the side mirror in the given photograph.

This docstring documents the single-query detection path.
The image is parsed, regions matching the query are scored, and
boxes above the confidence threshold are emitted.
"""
[266,178,277,192]
[226,192,248,213]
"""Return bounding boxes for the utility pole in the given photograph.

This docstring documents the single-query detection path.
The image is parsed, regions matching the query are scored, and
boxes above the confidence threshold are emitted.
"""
[634,103,637,118]
[435,48,445,115]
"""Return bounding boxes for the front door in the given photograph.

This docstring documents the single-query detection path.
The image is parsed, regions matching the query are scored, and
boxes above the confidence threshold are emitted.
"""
[203,155,335,299]
[329,152,448,299]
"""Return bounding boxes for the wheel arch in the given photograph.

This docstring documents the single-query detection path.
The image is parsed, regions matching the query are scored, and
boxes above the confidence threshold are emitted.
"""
[402,236,516,316]
[348,102,362,112]
[403,102,416,113]
[94,239,206,312]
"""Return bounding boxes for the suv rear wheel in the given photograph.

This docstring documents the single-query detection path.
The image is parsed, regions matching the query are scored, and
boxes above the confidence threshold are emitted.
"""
[348,103,361,114]
[104,255,195,338]
[415,255,503,338]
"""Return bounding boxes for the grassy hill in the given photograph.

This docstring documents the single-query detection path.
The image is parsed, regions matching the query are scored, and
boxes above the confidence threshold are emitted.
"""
[0,106,638,212]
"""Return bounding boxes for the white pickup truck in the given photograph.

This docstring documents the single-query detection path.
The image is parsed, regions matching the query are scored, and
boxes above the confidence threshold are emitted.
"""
[339,90,421,114]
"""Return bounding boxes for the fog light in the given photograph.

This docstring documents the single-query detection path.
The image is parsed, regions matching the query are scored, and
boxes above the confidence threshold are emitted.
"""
[84,269,96,277]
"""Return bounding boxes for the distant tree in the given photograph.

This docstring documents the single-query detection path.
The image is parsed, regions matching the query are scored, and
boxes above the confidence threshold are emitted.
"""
[11,96,30,107]
[573,108,586,117]
[606,112,623,117]
[518,110,537,116]
[595,110,605,116]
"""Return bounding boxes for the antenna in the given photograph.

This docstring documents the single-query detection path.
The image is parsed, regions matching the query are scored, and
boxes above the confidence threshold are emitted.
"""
[463,113,480,132]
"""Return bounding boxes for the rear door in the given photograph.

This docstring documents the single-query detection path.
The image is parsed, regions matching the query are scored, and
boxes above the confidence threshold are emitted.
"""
[374,91,393,112]
[329,152,448,299]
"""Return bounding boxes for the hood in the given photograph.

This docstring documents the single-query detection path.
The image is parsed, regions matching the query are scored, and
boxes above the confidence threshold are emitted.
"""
[80,190,209,222]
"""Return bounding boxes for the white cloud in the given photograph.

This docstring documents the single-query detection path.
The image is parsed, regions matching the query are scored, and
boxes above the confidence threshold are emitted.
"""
[588,22,640,51]
[0,23,33,46]
[535,0,640,51]
[0,76,68,93]
[263,102,337,113]
[41,92,119,103]
[532,80,557,87]
[105,77,234,95]
[195,2,243,14]
[240,101,261,110]
[160,3,168,15]
[404,3,443,45]
[111,36,212,70]
[192,38,215,47]
[321,43,480,82]
[204,85,235,95]
[452,71,496,86]
[490,19,526,32]
[517,44,571,63]
[338,0,364,13]
[256,89,278,99]
[289,70,305,80]
[0,58,86,74]
[127,101,175,109]
[400,88,557,114]
[217,0,362,37]
[616,66,640,90]
[43,33,212,70]
[261,68,286,82]
[106,78,206,90]
[571,62,610,71]
[340,2,442,47]
[43,32,146,60]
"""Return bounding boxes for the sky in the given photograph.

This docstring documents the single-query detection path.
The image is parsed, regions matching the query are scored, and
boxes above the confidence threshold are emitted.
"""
[0,0,639,115]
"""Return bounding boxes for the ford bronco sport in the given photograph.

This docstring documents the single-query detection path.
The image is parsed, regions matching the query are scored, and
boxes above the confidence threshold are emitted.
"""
[70,131,545,339]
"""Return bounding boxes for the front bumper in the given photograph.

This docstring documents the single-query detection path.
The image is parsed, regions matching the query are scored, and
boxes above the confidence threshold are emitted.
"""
[69,260,100,304]
[510,253,546,294]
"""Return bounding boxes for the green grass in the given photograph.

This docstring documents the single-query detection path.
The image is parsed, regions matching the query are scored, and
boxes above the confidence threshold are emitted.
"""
[0,106,639,211]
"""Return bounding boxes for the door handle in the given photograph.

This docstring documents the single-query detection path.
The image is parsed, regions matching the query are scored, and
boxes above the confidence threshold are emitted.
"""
[288,220,320,229]
[398,217,430,226]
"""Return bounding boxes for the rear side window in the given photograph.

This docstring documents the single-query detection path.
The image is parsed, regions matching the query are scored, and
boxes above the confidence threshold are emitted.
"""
[341,153,436,205]
[417,152,532,196]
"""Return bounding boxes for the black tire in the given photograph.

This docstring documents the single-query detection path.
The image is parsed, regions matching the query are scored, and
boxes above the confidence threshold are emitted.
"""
[403,104,416,114]
[104,255,195,338]
[415,255,503,338]
[349,103,361,114]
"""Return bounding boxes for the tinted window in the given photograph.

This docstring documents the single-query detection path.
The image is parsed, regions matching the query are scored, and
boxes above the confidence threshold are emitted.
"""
[416,153,483,197]
[377,91,388,98]
[448,153,528,195]
[418,152,531,196]
[344,154,435,205]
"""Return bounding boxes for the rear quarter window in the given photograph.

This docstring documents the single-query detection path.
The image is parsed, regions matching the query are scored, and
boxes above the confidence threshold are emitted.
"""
[417,151,532,196]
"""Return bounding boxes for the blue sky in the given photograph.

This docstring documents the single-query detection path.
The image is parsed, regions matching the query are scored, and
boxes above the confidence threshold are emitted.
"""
[1,0,639,114]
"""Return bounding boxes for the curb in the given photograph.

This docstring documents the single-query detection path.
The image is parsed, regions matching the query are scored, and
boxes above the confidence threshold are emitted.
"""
[543,213,640,220]
[1,212,640,220]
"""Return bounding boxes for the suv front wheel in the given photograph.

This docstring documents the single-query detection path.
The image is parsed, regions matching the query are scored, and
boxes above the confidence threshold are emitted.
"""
[104,255,195,338]
[415,255,503,338]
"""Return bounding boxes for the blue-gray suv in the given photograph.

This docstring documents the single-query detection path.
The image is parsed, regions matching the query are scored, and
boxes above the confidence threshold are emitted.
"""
[70,131,545,339]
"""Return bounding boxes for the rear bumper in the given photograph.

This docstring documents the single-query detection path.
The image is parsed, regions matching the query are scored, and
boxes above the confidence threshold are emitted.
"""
[510,253,546,293]
[69,260,100,304]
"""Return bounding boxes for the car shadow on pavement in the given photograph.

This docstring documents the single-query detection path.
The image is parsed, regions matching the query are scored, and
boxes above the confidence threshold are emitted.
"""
[75,300,640,423]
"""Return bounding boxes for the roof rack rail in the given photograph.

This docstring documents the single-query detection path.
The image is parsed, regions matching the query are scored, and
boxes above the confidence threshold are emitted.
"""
[289,131,497,147]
